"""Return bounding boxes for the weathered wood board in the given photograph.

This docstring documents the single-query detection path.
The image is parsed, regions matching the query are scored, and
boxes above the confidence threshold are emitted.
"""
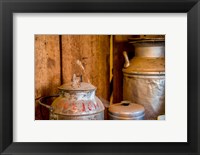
[35,35,61,119]
[61,35,110,101]
[35,35,61,98]
[35,35,110,119]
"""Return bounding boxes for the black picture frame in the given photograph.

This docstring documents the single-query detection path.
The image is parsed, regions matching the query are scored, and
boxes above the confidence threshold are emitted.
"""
[0,0,200,154]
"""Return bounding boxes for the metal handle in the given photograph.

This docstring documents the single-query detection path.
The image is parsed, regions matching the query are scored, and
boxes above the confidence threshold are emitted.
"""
[38,95,59,112]
[123,51,130,68]
[120,100,131,106]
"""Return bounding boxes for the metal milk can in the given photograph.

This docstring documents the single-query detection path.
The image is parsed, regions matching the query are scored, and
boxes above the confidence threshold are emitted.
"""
[39,74,105,120]
[108,101,145,120]
[122,37,165,120]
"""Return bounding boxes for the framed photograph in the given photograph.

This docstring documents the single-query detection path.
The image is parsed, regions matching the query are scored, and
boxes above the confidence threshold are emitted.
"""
[0,0,199,154]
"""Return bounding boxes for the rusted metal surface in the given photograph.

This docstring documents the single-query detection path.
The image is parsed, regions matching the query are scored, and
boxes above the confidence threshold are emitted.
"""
[122,37,165,120]
[123,74,165,120]
[50,95,104,120]
[123,56,165,74]
[108,101,145,120]
[39,75,105,120]
[50,112,104,120]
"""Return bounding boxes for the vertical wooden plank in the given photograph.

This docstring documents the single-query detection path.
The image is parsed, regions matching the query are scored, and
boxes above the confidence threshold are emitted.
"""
[80,35,110,101]
[35,35,61,119]
[61,35,81,83]
[61,35,110,101]
[112,35,133,103]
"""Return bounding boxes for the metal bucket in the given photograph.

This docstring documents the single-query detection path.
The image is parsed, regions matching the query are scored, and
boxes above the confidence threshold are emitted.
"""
[108,101,145,120]
[123,37,165,120]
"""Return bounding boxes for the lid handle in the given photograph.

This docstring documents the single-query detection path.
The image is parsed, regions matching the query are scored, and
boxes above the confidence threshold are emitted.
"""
[121,103,130,106]
[121,101,131,106]
[71,74,81,88]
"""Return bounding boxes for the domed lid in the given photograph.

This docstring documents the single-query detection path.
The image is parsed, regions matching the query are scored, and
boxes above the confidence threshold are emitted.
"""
[58,74,96,91]
[58,82,96,91]
[108,101,145,118]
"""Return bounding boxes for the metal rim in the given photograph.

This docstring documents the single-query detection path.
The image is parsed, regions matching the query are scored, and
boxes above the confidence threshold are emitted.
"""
[123,72,165,76]
[108,113,145,120]
[52,110,105,117]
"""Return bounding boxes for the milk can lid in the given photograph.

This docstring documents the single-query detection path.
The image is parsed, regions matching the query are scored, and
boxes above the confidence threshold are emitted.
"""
[58,74,96,91]
[108,101,145,118]
[58,82,96,91]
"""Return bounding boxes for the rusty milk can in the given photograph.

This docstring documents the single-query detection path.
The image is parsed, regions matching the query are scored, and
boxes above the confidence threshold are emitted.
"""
[39,74,105,120]
[122,36,165,120]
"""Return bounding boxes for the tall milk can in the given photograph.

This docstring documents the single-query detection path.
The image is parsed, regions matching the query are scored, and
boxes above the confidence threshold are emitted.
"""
[122,36,165,120]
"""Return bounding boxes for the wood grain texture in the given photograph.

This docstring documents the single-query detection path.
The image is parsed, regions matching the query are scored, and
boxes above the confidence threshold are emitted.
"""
[61,35,110,101]
[35,35,110,119]
[35,35,61,119]
[35,35,61,98]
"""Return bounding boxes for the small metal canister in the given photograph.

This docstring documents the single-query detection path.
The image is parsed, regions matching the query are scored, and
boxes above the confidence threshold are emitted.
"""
[108,101,145,120]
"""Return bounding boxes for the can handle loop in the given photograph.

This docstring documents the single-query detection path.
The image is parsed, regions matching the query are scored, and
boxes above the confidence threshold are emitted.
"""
[38,95,59,112]
[123,51,130,68]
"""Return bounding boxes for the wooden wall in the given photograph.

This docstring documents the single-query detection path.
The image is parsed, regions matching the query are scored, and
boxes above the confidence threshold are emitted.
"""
[35,35,164,120]
[112,35,134,103]
[35,35,110,120]
[61,35,110,100]
[35,35,61,99]
[35,34,143,120]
